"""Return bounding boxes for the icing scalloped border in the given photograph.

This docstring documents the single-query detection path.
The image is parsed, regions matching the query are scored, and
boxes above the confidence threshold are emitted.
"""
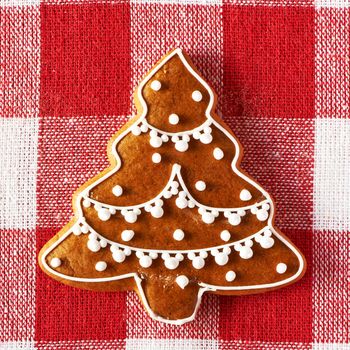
[40,48,305,325]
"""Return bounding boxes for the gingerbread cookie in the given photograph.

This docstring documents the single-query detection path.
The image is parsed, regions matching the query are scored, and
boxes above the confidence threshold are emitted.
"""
[39,49,306,324]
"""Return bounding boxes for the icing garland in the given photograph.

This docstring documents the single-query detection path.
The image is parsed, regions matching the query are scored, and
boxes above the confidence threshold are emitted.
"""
[71,219,275,270]
[82,164,271,226]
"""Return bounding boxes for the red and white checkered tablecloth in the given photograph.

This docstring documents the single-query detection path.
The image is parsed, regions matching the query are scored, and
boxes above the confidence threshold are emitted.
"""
[0,0,349,348]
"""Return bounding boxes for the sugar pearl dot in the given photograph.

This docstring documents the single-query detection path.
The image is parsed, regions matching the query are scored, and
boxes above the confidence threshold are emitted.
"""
[169,113,179,125]
[239,246,253,259]
[213,147,224,160]
[150,80,161,91]
[276,263,287,274]
[95,261,107,272]
[260,236,274,249]
[139,255,152,268]
[195,181,206,191]
[225,271,236,282]
[192,256,205,269]
[121,230,134,242]
[202,212,215,224]
[240,189,252,201]
[50,257,61,268]
[173,229,185,241]
[176,197,188,209]
[152,153,161,163]
[112,185,123,197]
[72,225,81,236]
[192,90,202,102]
[200,133,213,144]
[220,230,231,242]
[98,208,111,221]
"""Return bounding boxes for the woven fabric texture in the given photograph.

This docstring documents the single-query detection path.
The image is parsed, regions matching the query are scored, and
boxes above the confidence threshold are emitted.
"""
[0,0,349,349]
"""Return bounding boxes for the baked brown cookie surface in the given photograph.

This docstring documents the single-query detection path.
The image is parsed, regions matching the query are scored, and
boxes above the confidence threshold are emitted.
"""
[39,49,306,324]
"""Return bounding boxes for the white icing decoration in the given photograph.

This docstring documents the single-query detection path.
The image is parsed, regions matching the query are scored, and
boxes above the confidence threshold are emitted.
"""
[150,206,164,218]
[112,250,126,263]
[72,225,81,236]
[112,185,123,197]
[139,255,152,268]
[150,80,161,91]
[98,208,111,221]
[152,153,161,163]
[175,140,189,152]
[164,257,179,270]
[195,181,206,191]
[121,230,134,242]
[83,199,91,208]
[240,189,252,201]
[95,261,107,272]
[173,229,185,241]
[228,213,241,226]
[220,230,231,242]
[239,246,253,259]
[215,252,229,266]
[87,239,100,252]
[199,133,212,144]
[41,49,305,326]
[169,113,179,125]
[176,275,189,289]
[256,209,269,221]
[276,263,287,274]
[192,256,205,269]
[225,271,236,282]
[192,90,202,102]
[50,257,61,268]
[213,147,224,160]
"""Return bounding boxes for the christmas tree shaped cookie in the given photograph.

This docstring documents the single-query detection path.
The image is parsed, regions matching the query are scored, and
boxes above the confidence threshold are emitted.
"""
[39,49,306,324]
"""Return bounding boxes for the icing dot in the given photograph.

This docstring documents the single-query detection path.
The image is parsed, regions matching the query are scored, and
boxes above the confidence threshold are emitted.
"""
[140,124,148,133]
[200,133,213,144]
[192,256,205,269]
[175,140,189,152]
[202,212,215,224]
[213,147,224,160]
[50,257,61,268]
[152,153,161,163]
[215,253,229,266]
[260,236,274,249]
[100,238,107,248]
[124,211,137,223]
[112,185,123,197]
[228,213,241,226]
[139,255,152,268]
[87,239,101,252]
[95,261,107,272]
[83,199,91,208]
[121,230,134,242]
[72,225,81,236]
[220,230,231,242]
[239,246,253,259]
[98,208,111,221]
[81,225,89,234]
[225,271,236,282]
[240,189,252,201]
[149,252,158,259]
[169,113,179,125]
[150,136,163,148]
[132,126,141,136]
[165,257,179,270]
[176,275,189,289]
[150,80,161,91]
[195,181,206,191]
[256,209,269,221]
[112,250,126,263]
[173,229,185,241]
[150,206,164,218]
[192,90,203,102]
[176,197,188,209]
[276,263,287,274]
